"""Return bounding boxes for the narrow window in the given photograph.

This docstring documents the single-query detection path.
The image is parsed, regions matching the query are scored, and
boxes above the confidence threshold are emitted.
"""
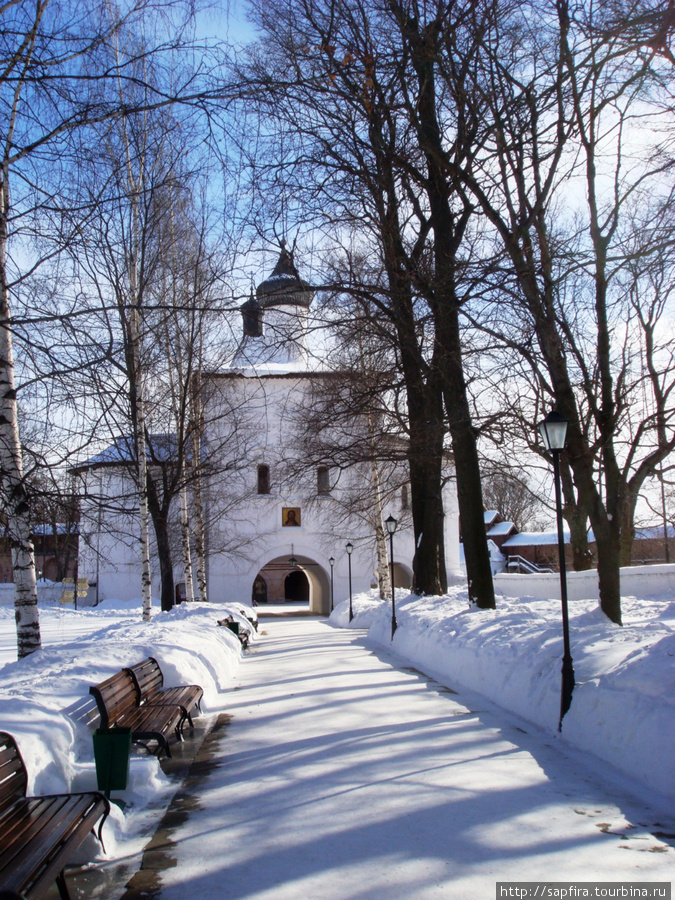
[401,484,409,510]
[257,464,270,495]
[317,466,330,495]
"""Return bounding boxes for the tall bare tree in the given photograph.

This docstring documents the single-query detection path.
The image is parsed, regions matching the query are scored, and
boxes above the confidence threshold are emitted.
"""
[443,0,675,623]
[296,291,411,598]
[236,0,494,603]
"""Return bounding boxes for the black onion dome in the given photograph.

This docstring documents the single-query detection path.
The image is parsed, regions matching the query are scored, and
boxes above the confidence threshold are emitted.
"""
[255,247,313,309]
[240,289,263,337]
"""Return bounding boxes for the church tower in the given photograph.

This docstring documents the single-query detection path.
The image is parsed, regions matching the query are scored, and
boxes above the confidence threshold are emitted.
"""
[234,246,314,367]
[74,240,458,613]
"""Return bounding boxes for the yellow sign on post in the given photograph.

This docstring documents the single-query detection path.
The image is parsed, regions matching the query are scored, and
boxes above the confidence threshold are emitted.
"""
[60,577,89,603]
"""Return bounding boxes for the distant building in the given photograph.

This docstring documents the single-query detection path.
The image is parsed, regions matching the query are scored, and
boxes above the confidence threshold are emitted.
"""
[0,524,78,584]
[630,525,675,565]
[500,531,565,572]
[486,519,518,551]
[488,515,675,572]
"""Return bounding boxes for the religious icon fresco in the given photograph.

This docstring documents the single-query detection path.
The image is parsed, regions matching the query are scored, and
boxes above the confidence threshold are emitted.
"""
[282,507,301,527]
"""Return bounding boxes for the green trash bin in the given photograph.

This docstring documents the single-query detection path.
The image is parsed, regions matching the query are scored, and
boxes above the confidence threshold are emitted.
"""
[93,727,132,797]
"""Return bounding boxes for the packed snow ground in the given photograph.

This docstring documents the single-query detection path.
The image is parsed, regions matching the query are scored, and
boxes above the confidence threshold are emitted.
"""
[144,617,675,900]
[335,587,675,804]
[0,582,673,892]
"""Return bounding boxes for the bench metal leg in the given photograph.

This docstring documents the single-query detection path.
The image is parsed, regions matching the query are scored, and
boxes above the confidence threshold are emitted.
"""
[56,870,71,900]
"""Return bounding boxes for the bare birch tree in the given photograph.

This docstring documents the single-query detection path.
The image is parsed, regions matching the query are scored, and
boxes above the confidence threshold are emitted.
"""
[0,0,222,655]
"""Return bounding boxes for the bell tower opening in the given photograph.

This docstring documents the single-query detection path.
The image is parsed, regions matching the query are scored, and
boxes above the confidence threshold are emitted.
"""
[241,292,263,337]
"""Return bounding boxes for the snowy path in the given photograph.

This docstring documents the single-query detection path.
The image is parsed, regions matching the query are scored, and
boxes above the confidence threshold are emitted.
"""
[146,618,673,900]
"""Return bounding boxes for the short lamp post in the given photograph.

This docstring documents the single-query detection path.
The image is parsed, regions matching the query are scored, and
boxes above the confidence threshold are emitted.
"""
[385,515,398,640]
[346,542,354,622]
[329,556,335,613]
[538,410,575,731]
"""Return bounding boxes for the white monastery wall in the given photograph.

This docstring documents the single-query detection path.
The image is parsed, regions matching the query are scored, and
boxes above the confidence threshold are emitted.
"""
[203,372,425,613]
[77,468,170,604]
[495,563,675,603]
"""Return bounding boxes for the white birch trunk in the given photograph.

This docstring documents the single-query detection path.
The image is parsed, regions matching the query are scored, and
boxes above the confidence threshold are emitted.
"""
[130,299,153,621]
[1,13,43,655]
[180,484,194,602]
[116,79,153,620]
[0,183,41,656]
[367,414,392,600]
[126,187,152,618]
[370,459,393,600]
[111,33,153,620]
[160,216,194,605]
[191,373,208,603]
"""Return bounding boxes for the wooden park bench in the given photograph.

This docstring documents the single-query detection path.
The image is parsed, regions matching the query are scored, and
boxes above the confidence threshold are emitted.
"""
[0,731,109,900]
[89,669,184,759]
[229,604,259,632]
[124,657,203,733]
[218,616,251,649]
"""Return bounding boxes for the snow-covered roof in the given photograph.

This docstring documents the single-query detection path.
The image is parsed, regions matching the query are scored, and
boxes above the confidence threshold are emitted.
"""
[73,434,186,471]
[499,526,670,548]
[502,531,570,547]
[484,510,500,526]
[33,523,78,535]
[215,359,332,378]
[487,521,516,537]
[635,525,675,540]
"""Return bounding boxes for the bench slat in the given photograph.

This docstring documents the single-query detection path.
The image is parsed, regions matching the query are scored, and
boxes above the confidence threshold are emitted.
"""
[149,685,203,712]
[125,657,204,731]
[89,671,139,728]
[0,757,27,816]
[1,795,108,897]
[0,732,109,900]
[1,795,95,871]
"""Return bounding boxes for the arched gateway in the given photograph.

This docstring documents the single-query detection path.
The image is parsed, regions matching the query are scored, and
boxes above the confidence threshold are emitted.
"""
[252,553,331,615]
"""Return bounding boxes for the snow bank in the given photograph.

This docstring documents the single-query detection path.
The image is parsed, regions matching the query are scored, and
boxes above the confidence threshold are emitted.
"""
[0,601,250,860]
[1,581,673,875]
[332,587,675,803]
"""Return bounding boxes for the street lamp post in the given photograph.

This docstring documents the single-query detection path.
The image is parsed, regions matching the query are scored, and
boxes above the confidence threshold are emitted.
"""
[659,465,670,563]
[385,515,397,639]
[329,556,335,613]
[538,410,575,731]
[346,542,354,622]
